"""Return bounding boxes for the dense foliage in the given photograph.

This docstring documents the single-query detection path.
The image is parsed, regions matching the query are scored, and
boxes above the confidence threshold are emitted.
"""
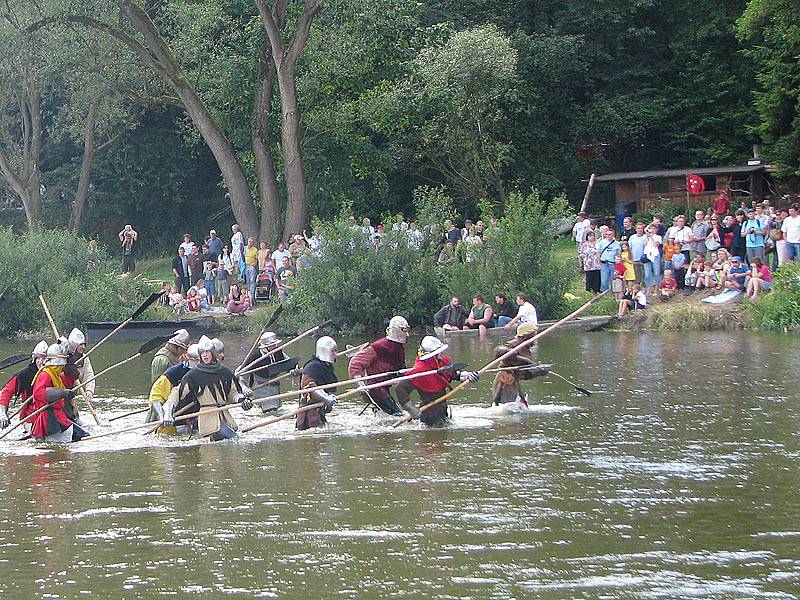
[748,261,800,329]
[0,227,155,335]
[285,190,572,335]
[1,0,789,252]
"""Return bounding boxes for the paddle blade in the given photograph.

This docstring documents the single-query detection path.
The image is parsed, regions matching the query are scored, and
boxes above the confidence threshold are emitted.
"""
[0,353,29,371]
[32,280,42,297]
[0,284,10,304]
[574,385,592,397]
[138,336,170,355]
[264,304,285,329]
[131,291,165,320]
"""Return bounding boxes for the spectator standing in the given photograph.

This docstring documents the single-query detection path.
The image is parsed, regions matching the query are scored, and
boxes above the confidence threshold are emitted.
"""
[742,207,767,263]
[187,244,202,286]
[713,190,730,218]
[572,212,590,247]
[392,213,408,232]
[620,216,636,241]
[781,205,800,262]
[620,241,636,287]
[690,210,710,258]
[257,241,271,271]
[729,211,747,259]
[171,247,189,294]
[118,224,138,274]
[597,229,621,292]
[444,220,460,246]
[243,237,259,303]
[494,293,517,326]
[217,245,233,301]
[231,224,245,276]
[179,233,194,256]
[671,251,688,289]
[202,255,217,305]
[288,235,306,259]
[276,257,297,300]
[207,229,223,258]
[271,242,292,266]
[579,230,602,294]
[642,225,662,294]
[361,218,375,237]
[628,223,647,283]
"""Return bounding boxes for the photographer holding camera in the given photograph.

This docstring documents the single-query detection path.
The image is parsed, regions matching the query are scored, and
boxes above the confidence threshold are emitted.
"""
[741,207,767,264]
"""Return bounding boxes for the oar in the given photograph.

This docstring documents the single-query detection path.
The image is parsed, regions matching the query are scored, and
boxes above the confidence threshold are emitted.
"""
[32,281,101,426]
[236,317,344,377]
[81,291,165,362]
[0,353,29,372]
[547,370,593,397]
[235,304,285,373]
[108,406,150,422]
[392,291,609,428]
[68,336,167,393]
[482,363,551,374]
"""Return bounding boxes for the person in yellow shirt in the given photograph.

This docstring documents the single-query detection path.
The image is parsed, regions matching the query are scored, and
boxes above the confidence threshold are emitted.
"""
[243,237,259,303]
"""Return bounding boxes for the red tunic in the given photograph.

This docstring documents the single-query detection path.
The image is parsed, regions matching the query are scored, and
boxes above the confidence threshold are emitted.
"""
[1,363,38,420]
[29,369,75,439]
[347,337,406,401]
[406,355,454,393]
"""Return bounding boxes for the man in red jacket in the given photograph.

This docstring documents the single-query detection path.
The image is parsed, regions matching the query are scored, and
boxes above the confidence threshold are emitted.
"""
[348,315,410,415]
[0,341,48,429]
[28,343,88,442]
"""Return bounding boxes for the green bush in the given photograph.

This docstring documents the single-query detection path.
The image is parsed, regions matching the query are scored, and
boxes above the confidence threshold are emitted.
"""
[0,227,156,335]
[748,261,800,329]
[284,189,573,334]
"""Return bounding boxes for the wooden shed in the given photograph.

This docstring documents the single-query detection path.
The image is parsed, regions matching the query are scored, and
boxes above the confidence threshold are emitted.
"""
[592,163,772,213]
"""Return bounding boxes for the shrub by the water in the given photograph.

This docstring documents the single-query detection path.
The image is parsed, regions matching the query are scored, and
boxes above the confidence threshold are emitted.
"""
[285,190,573,334]
[748,261,800,329]
[0,227,156,335]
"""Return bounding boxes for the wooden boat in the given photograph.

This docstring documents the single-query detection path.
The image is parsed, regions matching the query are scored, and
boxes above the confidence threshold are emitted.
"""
[84,317,215,342]
[434,315,613,339]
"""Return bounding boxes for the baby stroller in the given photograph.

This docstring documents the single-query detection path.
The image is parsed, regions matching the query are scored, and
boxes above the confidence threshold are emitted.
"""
[256,272,276,301]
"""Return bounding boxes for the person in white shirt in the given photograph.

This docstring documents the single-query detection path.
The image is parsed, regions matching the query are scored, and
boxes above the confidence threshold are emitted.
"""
[230,224,245,266]
[391,213,408,232]
[781,205,800,262]
[271,242,292,265]
[179,233,194,256]
[503,293,538,333]
[572,212,590,246]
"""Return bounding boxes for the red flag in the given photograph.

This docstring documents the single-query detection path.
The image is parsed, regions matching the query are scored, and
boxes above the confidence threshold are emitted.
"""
[686,173,705,195]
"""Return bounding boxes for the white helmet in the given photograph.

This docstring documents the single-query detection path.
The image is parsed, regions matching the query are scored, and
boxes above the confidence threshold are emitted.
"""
[186,343,200,367]
[212,338,224,358]
[57,336,70,355]
[31,340,48,359]
[315,336,338,364]
[45,343,68,366]
[259,331,281,351]
[67,328,86,352]
[168,328,190,349]
[198,335,215,356]
[386,315,410,344]
[418,335,448,361]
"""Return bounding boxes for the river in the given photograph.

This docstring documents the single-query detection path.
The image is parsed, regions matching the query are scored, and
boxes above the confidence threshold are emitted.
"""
[0,331,798,598]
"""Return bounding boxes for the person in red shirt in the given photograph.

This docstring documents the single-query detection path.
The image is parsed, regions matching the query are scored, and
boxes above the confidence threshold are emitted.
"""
[658,269,678,301]
[28,344,88,442]
[0,341,48,428]
[713,190,731,218]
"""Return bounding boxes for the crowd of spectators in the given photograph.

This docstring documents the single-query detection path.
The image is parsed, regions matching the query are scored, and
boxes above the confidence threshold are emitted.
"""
[167,226,314,315]
[573,191,800,315]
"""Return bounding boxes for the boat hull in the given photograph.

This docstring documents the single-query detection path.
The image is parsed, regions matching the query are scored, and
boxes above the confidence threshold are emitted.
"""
[434,315,612,339]
[84,317,215,341]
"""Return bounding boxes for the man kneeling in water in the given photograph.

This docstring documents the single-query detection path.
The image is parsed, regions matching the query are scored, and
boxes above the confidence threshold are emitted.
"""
[394,335,479,428]
[163,336,252,440]
[490,345,549,408]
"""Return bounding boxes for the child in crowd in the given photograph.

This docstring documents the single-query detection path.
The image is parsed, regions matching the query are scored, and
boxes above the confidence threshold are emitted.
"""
[658,270,677,301]
[203,260,217,305]
[168,285,186,314]
[611,255,626,299]
[618,284,647,318]
[620,241,636,289]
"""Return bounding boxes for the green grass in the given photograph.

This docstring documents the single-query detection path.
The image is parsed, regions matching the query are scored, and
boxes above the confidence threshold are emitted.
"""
[135,257,174,282]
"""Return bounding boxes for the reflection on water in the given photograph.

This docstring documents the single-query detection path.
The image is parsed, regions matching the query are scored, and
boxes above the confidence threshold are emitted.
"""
[0,331,799,598]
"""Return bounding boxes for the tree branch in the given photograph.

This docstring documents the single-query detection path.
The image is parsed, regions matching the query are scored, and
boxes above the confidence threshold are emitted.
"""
[285,0,322,69]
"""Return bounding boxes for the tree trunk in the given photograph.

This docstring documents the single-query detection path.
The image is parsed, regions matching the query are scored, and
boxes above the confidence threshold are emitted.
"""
[119,2,260,240]
[277,66,308,239]
[68,103,97,231]
[253,42,281,246]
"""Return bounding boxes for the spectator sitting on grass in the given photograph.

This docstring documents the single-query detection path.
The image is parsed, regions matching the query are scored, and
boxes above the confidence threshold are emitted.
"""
[724,256,749,292]
[227,283,251,314]
[658,270,677,301]
[745,257,773,301]
[618,284,646,318]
